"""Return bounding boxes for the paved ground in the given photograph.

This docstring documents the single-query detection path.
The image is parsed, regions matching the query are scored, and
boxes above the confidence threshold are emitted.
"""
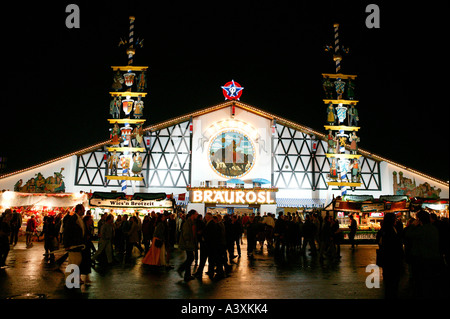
[0,238,448,302]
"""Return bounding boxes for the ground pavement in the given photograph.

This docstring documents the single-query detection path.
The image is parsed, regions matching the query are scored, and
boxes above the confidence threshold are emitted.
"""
[0,238,448,301]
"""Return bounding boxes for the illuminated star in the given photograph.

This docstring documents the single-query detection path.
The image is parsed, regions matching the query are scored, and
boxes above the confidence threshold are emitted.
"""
[221,80,244,100]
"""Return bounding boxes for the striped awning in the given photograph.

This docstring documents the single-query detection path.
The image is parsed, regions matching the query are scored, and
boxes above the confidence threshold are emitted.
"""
[175,194,189,206]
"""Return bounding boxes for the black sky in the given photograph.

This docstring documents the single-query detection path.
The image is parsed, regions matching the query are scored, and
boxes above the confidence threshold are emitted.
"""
[0,0,448,182]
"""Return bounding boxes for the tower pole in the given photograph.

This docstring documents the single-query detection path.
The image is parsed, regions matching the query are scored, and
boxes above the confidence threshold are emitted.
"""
[333,23,341,73]
[127,16,135,66]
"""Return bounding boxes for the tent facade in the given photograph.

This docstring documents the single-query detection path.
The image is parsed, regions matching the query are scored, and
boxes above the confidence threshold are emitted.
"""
[0,101,448,210]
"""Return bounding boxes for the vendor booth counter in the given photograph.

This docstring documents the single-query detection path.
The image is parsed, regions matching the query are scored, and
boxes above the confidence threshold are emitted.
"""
[327,195,412,242]
[0,191,89,237]
[410,198,449,219]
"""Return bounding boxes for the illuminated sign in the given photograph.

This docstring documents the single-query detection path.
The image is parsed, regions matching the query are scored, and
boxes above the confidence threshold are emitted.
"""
[188,188,277,205]
[221,80,244,100]
[89,198,173,209]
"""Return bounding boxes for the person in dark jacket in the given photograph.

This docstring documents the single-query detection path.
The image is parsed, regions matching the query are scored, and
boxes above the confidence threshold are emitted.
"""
[348,214,357,250]
[177,210,198,282]
[301,214,317,256]
[9,210,22,246]
[0,210,12,268]
[141,215,152,254]
[231,214,243,257]
[273,212,286,253]
[43,216,57,262]
[319,215,333,260]
[62,205,85,284]
[194,212,216,278]
[377,212,404,299]
[214,214,230,279]
[246,214,259,260]
[404,210,442,298]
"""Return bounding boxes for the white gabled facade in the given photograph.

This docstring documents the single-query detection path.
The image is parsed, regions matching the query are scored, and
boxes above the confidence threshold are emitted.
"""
[0,101,448,210]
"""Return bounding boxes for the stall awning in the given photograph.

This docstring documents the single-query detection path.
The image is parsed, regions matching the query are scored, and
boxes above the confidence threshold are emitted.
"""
[0,191,89,209]
[132,192,167,201]
[91,192,127,200]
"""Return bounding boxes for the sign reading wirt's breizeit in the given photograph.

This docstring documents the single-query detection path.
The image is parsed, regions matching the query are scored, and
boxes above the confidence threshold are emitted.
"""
[89,198,173,209]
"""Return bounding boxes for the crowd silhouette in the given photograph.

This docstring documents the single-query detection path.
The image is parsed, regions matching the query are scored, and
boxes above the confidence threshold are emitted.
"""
[0,206,449,299]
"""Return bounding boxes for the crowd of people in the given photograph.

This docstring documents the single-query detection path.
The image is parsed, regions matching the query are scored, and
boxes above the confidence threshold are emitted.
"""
[376,210,450,299]
[1,206,449,298]
[0,206,343,276]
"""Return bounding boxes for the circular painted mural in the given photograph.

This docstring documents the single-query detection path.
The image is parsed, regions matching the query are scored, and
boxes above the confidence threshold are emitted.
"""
[209,130,255,178]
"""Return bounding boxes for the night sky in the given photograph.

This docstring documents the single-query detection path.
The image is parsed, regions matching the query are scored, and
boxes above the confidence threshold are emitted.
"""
[0,1,448,183]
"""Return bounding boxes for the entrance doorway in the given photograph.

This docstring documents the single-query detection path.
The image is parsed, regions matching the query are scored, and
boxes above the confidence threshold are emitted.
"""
[205,204,259,216]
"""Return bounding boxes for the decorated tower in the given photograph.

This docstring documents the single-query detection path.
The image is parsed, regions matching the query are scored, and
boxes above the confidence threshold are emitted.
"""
[106,16,147,193]
[323,24,361,196]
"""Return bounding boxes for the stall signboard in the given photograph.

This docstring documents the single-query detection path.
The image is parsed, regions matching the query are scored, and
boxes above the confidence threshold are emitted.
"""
[361,202,385,212]
[89,197,173,209]
[384,200,410,212]
[188,187,277,205]
[334,200,361,212]
[369,212,384,218]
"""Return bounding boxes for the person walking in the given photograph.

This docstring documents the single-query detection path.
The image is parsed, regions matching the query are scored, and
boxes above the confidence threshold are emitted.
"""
[74,205,92,285]
[177,210,198,282]
[134,212,142,247]
[62,204,85,284]
[84,212,96,254]
[92,214,115,265]
[331,218,342,259]
[246,214,258,260]
[125,216,144,262]
[224,214,236,263]
[97,214,107,240]
[377,212,404,299]
[301,214,317,256]
[0,210,12,268]
[194,214,205,266]
[9,210,22,246]
[113,215,124,254]
[43,216,57,262]
[142,213,168,268]
[193,212,215,279]
[404,210,442,298]
[26,215,37,248]
[141,215,152,254]
[231,214,243,258]
[319,215,333,261]
[121,214,131,256]
[348,214,357,250]
[213,214,229,279]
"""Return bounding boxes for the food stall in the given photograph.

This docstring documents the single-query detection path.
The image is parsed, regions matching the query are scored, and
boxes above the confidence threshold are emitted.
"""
[410,198,449,219]
[329,195,411,242]
[0,190,89,237]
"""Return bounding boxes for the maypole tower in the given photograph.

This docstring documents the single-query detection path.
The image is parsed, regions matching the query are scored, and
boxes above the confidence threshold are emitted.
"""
[323,24,361,196]
[106,16,147,193]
